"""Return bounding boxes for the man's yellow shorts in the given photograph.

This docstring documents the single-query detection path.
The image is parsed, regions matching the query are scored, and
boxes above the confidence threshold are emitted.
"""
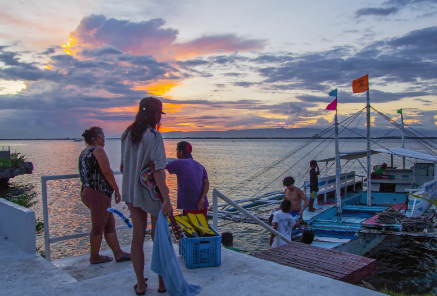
[310,191,318,199]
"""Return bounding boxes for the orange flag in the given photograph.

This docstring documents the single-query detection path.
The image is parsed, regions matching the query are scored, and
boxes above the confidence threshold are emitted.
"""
[352,74,369,93]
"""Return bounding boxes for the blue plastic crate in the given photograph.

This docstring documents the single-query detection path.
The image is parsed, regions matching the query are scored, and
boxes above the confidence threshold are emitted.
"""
[178,226,221,269]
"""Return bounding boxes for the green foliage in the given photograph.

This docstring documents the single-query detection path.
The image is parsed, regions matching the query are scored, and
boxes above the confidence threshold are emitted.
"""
[36,217,44,234]
[10,152,26,169]
[9,191,38,208]
[36,244,45,258]
[0,157,11,168]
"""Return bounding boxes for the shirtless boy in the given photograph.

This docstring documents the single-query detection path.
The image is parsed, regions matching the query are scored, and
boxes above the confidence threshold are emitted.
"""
[282,176,309,218]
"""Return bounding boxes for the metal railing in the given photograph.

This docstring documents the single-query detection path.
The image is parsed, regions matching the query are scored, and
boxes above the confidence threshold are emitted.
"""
[41,171,129,261]
[42,174,292,260]
[212,189,292,248]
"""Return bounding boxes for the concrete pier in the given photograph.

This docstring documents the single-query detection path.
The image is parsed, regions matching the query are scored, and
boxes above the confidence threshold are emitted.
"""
[0,237,385,296]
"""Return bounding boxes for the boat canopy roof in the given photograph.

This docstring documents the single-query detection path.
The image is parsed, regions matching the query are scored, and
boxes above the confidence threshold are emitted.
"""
[373,147,437,162]
[317,147,437,163]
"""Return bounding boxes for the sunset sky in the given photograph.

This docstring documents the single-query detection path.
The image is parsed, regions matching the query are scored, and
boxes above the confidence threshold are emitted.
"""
[1,0,437,138]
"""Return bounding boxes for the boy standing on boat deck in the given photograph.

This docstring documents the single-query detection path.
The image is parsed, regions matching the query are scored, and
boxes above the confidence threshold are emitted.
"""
[165,141,210,218]
[308,160,320,212]
[282,176,309,218]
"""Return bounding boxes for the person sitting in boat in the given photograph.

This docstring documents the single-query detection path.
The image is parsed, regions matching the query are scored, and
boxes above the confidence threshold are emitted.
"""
[269,199,300,247]
[166,141,210,218]
[308,160,320,212]
[371,163,391,179]
[221,232,241,252]
[281,176,309,218]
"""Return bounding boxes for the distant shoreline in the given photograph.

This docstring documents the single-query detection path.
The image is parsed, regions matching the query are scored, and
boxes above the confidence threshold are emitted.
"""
[1,137,437,140]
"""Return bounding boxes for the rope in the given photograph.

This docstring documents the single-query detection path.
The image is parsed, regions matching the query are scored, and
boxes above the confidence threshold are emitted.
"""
[375,208,406,224]
[371,107,437,156]
[374,208,433,232]
[402,217,434,232]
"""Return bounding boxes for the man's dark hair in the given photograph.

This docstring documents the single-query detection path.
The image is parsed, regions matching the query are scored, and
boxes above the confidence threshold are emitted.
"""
[177,141,193,159]
[310,160,317,167]
[280,199,292,212]
[302,230,315,244]
[283,176,295,186]
[221,232,233,247]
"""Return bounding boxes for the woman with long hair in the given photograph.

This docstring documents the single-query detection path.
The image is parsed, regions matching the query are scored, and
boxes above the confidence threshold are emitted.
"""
[79,126,131,264]
[121,97,172,295]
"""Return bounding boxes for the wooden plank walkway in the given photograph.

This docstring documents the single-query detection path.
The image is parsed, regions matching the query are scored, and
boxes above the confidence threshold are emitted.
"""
[254,242,376,284]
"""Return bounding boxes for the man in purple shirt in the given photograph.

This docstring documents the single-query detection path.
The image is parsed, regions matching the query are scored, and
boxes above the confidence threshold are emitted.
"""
[166,141,210,218]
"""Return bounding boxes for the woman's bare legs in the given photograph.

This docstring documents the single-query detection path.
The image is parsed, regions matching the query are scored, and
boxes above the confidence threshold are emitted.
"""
[150,215,166,292]
[130,204,148,294]
[104,231,131,261]
[89,234,106,263]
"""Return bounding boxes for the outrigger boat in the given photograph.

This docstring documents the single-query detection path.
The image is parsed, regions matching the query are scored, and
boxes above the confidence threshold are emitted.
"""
[213,86,437,256]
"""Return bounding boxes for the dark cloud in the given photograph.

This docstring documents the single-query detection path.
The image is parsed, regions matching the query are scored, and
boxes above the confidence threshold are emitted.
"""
[0,43,180,121]
[415,98,434,104]
[296,90,429,104]
[68,15,264,60]
[246,26,437,95]
[2,16,437,137]
[223,72,246,77]
[175,59,209,68]
[70,15,178,56]
[233,81,256,88]
[0,50,22,66]
[41,47,58,55]
[355,0,437,18]
[80,45,123,57]
[355,7,399,17]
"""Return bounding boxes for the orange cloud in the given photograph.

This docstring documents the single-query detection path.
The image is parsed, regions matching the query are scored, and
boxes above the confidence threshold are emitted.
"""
[134,80,180,96]
[163,103,183,114]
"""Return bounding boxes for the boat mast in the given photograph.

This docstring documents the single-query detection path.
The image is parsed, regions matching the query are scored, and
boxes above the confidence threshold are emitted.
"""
[366,89,372,207]
[401,111,405,169]
[335,110,342,221]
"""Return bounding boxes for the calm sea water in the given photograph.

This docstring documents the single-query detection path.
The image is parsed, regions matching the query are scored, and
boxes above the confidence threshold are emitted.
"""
[1,138,436,294]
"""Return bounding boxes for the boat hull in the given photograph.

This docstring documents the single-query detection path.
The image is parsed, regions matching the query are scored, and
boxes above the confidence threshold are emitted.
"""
[333,233,386,256]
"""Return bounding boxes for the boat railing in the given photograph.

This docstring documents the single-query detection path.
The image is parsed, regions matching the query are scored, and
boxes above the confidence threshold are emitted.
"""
[212,189,292,248]
[303,171,360,203]
[409,178,437,217]
[41,171,126,261]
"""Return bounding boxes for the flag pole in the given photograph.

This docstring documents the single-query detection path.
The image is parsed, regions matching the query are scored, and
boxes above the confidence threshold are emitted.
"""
[334,96,342,221]
[366,87,372,207]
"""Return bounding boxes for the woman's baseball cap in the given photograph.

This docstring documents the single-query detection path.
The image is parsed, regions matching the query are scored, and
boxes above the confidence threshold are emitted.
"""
[139,97,166,114]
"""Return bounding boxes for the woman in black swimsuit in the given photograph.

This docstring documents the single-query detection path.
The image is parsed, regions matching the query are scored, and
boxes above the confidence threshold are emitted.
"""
[79,126,131,264]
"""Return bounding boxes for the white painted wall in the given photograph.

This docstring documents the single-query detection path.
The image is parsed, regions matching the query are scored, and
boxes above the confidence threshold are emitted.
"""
[0,198,36,254]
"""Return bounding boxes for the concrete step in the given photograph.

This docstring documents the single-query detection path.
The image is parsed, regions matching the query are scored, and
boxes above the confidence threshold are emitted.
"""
[52,243,138,281]
[0,237,76,296]
[1,239,386,296]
